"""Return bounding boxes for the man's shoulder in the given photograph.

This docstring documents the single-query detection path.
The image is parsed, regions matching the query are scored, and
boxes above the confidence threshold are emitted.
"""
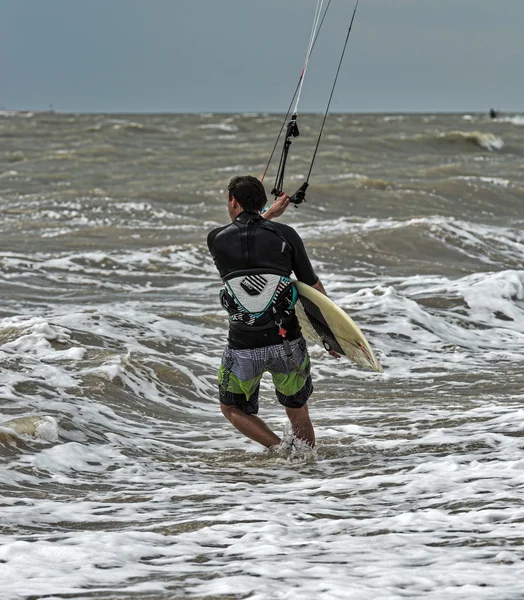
[265,220,302,242]
[207,222,233,248]
[269,220,295,233]
[208,222,232,235]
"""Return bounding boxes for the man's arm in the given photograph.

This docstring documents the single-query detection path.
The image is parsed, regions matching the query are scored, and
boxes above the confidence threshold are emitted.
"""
[262,193,291,221]
[284,229,340,360]
[311,279,328,297]
[312,278,341,358]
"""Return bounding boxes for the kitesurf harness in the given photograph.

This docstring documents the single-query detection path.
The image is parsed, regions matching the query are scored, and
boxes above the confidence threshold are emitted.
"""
[221,276,304,374]
[220,273,297,327]
[261,0,360,206]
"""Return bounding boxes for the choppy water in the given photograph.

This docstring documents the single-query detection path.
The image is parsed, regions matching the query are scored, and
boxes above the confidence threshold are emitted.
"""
[1,111,524,599]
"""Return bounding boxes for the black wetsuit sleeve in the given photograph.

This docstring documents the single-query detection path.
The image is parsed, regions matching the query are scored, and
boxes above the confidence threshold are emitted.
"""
[207,229,218,254]
[207,227,223,275]
[280,224,318,286]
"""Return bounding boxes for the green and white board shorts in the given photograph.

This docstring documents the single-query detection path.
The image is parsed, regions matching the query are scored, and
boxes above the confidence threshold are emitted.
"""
[218,336,313,415]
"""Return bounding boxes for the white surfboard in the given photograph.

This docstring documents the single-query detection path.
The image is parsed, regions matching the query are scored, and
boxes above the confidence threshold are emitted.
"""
[294,281,383,372]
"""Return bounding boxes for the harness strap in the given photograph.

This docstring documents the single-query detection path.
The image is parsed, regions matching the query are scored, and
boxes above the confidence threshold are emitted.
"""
[274,311,307,377]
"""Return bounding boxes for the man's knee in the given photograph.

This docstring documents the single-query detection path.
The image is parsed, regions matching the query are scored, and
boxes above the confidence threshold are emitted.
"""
[220,403,236,422]
[285,403,310,423]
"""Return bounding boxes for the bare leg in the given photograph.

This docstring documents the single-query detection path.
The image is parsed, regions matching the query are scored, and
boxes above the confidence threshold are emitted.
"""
[220,404,281,448]
[285,404,315,447]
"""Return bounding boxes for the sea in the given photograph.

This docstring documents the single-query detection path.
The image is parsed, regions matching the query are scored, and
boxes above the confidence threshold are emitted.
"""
[1,111,523,600]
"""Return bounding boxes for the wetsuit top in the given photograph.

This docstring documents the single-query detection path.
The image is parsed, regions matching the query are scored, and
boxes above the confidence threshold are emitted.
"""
[207,211,318,349]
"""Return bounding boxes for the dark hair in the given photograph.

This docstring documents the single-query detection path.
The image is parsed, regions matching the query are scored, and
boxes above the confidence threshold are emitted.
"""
[227,175,267,213]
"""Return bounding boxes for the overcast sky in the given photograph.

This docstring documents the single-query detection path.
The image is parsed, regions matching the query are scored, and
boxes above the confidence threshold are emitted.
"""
[2,0,523,114]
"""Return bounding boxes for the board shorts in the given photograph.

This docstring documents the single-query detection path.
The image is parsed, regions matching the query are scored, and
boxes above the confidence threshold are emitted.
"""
[218,336,313,415]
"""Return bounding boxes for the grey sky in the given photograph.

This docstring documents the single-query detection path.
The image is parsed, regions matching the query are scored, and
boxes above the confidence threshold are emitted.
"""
[2,0,522,114]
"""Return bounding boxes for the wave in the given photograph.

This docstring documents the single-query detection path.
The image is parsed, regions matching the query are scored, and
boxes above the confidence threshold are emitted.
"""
[455,175,510,188]
[329,269,524,377]
[297,215,523,258]
[495,115,524,126]
[199,122,239,133]
[85,119,167,134]
[0,416,58,444]
[0,195,208,240]
[437,130,504,151]
[0,111,37,118]
[334,172,390,189]
[385,129,505,152]
[418,130,504,151]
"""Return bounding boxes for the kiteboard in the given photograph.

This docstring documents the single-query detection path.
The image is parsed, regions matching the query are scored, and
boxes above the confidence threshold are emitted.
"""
[294,281,383,372]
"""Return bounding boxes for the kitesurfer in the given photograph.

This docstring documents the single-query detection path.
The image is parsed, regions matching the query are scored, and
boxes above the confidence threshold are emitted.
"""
[208,175,334,449]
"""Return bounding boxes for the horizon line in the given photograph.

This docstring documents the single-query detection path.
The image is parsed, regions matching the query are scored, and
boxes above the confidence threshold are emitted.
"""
[1,108,517,117]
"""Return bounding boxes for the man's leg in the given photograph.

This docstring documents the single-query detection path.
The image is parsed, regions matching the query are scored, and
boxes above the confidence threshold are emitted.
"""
[272,337,315,447]
[285,404,315,447]
[220,404,281,448]
[218,347,280,448]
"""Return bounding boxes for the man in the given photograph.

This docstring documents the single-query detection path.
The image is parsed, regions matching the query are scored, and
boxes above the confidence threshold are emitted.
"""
[207,175,333,449]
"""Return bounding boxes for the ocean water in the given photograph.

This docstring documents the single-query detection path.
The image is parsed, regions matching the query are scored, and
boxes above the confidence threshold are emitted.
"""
[1,111,523,599]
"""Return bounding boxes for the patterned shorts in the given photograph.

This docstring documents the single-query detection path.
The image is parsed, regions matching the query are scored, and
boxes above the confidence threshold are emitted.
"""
[218,336,313,415]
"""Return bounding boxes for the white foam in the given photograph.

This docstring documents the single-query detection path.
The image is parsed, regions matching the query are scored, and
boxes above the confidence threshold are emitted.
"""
[4,402,523,599]
[34,416,59,442]
[0,111,34,118]
[476,133,504,151]
[497,115,524,126]
[456,175,511,187]
[199,122,239,132]
[0,170,18,179]
[437,130,504,151]
[214,164,244,173]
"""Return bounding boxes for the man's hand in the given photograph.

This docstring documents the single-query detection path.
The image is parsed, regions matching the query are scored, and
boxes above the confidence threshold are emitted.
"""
[263,193,291,220]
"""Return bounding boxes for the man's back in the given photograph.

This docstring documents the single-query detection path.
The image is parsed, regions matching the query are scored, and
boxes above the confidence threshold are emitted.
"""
[208,211,317,284]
